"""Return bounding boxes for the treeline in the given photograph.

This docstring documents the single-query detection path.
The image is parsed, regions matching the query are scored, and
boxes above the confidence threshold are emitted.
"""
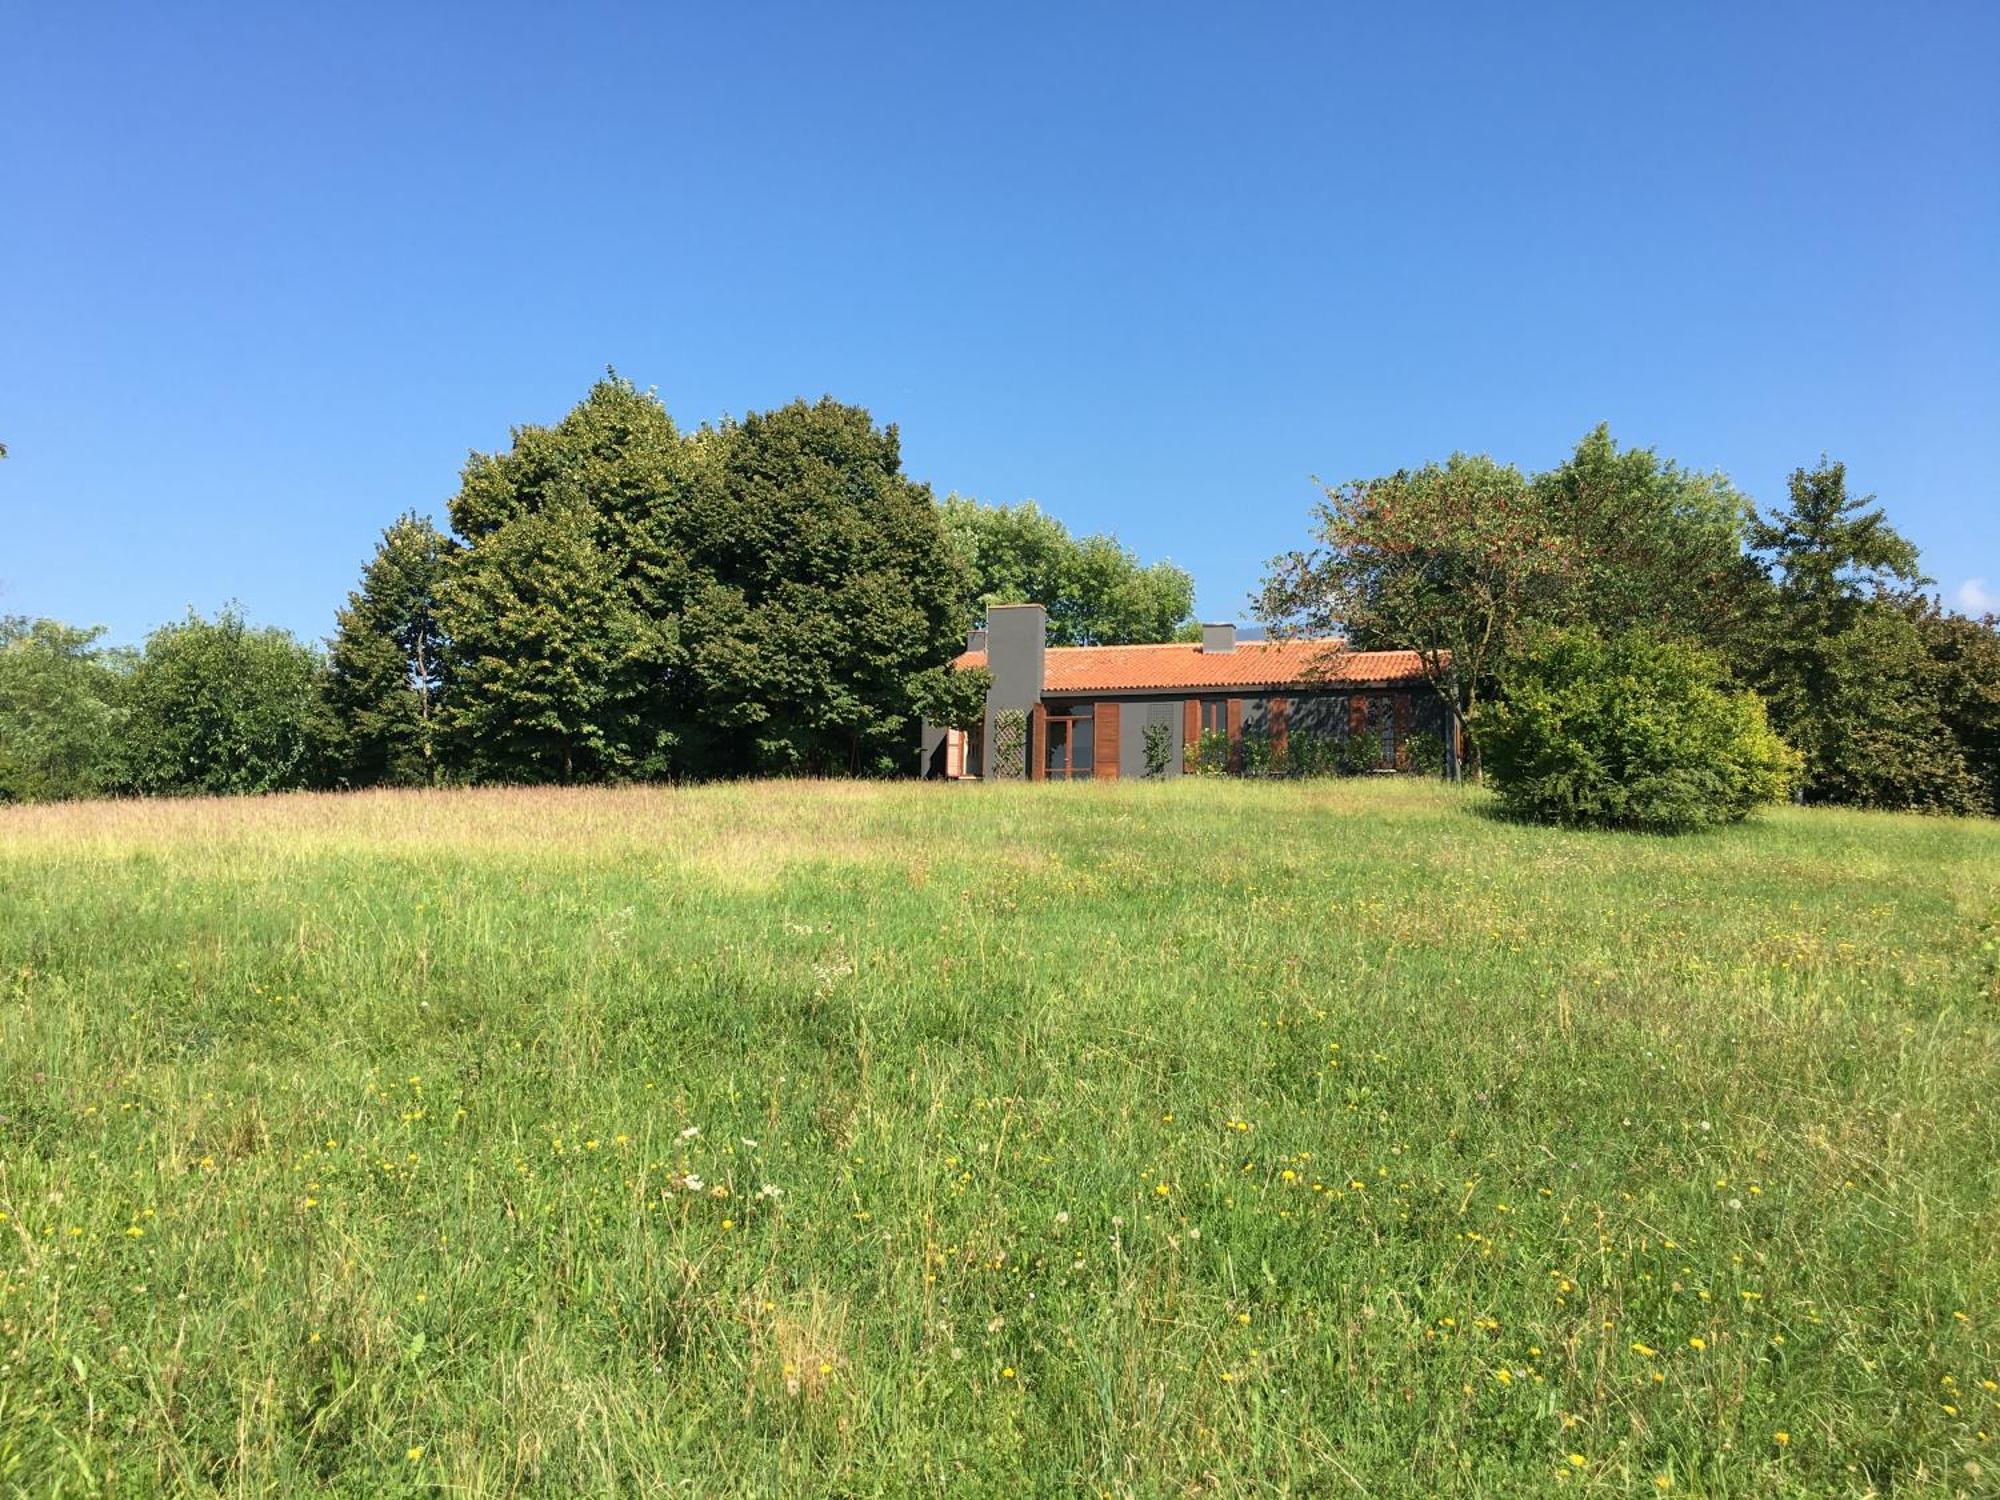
[0,376,1193,800]
[1259,427,2000,815]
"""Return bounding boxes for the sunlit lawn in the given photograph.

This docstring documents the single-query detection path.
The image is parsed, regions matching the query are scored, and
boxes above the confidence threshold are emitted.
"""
[1,778,1996,1496]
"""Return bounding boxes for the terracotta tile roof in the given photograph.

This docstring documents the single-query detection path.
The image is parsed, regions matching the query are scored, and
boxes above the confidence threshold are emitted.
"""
[949,639,1432,693]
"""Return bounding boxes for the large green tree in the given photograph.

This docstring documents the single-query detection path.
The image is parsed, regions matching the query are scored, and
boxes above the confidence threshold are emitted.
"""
[939,496,1196,645]
[1741,460,1983,811]
[668,400,970,776]
[0,617,132,801]
[434,377,967,781]
[1532,425,1764,652]
[1911,599,2000,813]
[1259,429,1816,779]
[1256,452,1567,776]
[438,375,686,782]
[326,513,450,787]
[118,608,330,796]
[443,492,664,783]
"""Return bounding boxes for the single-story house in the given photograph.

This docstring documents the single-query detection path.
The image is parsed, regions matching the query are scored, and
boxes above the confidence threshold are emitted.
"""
[920,602,1456,780]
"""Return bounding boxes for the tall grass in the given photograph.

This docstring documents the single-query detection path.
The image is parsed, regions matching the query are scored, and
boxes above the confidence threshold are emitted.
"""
[1,779,1996,1495]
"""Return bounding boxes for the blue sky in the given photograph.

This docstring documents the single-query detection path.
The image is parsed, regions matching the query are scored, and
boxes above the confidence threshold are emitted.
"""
[4,2,1996,645]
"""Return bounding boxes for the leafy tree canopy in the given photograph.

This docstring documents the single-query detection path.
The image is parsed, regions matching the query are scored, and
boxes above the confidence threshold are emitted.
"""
[0,617,133,802]
[326,513,450,787]
[669,400,971,776]
[1263,430,1822,780]
[1911,600,2000,813]
[436,376,969,781]
[1533,424,1761,649]
[940,496,1196,645]
[118,607,329,796]
[1257,451,1561,776]
[1737,460,1983,811]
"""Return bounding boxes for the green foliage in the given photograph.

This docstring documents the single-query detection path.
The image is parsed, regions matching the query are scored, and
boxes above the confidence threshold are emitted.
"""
[1238,729,1288,779]
[439,375,684,783]
[909,663,992,733]
[1912,601,2000,813]
[1258,453,1559,777]
[668,400,969,777]
[326,513,450,787]
[1262,430,1773,780]
[1338,726,1383,776]
[439,379,968,782]
[0,618,132,801]
[443,493,666,783]
[118,608,330,796]
[1286,729,1343,778]
[1184,727,1231,776]
[1740,461,1984,812]
[940,495,1195,645]
[1404,728,1446,778]
[1142,721,1174,777]
[1480,628,1801,833]
[1747,459,1924,609]
[991,708,1027,779]
[1789,605,1985,814]
[1533,425,1761,651]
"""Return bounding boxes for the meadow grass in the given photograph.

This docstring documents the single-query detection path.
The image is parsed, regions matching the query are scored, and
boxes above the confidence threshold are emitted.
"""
[1,778,1996,1497]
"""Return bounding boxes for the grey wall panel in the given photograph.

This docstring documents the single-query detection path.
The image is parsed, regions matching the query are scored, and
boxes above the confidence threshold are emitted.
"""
[1287,693,1350,738]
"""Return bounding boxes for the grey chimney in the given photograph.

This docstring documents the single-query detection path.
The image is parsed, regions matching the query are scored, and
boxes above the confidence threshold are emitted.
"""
[982,603,1047,779]
[1200,622,1237,653]
[967,626,989,654]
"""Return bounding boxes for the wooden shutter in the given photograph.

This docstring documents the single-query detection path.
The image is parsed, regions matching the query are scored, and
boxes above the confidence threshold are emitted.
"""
[1094,701,1120,780]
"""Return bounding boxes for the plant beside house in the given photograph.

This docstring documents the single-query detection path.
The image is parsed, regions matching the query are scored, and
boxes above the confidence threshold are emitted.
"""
[1478,627,1801,832]
[991,709,1028,779]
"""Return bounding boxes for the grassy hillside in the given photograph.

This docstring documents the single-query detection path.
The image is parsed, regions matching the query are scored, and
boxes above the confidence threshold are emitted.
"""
[1,780,1996,1496]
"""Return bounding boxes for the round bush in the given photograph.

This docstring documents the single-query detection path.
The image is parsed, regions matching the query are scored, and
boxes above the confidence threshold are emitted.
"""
[1478,629,1801,833]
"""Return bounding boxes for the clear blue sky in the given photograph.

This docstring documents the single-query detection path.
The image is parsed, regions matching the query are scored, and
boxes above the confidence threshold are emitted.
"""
[4,2,1996,646]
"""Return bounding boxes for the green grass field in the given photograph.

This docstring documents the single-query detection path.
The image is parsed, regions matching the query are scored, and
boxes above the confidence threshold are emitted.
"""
[2,779,1997,1496]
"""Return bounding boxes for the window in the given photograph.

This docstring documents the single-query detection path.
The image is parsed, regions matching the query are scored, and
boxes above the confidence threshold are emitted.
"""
[1199,698,1230,736]
[1044,702,1094,779]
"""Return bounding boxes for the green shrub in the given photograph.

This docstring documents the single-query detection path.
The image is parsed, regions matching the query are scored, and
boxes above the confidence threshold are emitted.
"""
[1142,721,1174,778]
[1288,730,1340,778]
[1338,728,1382,776]
[1405,727,1446,777]
[1184,728,1231,776]
[118,608,332,797]
[1478,627,1801,833]
[1240,728,1290,778]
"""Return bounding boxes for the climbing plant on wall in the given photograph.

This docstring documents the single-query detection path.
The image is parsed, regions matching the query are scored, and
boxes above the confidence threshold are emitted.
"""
[992,709,1027,779]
